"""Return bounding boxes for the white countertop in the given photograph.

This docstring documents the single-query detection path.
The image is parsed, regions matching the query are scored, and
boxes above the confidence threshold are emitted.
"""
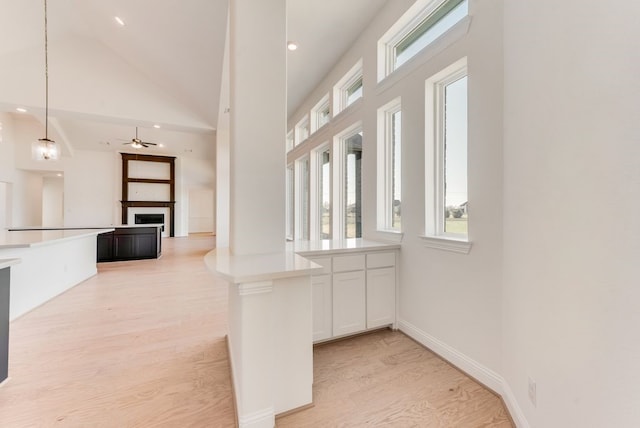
[0,228,114,249]
[205,248,323,283]
[288,238,400,256]
[9,224,163,230]
[0,258,20,269]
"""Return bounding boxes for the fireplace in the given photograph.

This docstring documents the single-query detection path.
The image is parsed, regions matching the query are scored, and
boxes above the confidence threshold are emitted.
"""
[135,214,165,232]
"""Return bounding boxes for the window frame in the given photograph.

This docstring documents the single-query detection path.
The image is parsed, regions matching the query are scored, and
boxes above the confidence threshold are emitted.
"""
[295,115,310,146]
[310,95,331,133]
[295,155,310,240]
[333,60,364,116]
[286,130,294,152]
[333,122,363,239]
[310,143,332,240]
[423,58,471,253]
[286,163,295,240]
[377,0,470,82]
[377,97,402,233]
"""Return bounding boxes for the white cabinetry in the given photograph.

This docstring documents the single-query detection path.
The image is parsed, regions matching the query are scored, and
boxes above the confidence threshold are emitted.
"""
[310,257,332,342]
[307,249,397,343]
[332,270,366,336]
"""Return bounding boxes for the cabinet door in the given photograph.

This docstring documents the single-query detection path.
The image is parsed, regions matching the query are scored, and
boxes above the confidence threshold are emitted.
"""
[134,233,157,258]
[366,267,396,329]
[332,271,366,337]
[312,274,332,342]
[113,234,136,259]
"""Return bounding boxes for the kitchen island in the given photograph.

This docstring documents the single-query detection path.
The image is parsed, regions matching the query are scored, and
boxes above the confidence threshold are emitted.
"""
[0,228,113,320]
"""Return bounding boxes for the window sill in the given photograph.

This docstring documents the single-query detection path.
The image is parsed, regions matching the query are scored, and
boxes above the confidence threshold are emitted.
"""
[419,235,471,254]
[369,230,404,244]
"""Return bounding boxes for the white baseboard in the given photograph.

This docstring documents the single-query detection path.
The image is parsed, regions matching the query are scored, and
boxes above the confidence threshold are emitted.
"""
[238,407,275,428]
[398,319,529,428]
[501,380,530,428]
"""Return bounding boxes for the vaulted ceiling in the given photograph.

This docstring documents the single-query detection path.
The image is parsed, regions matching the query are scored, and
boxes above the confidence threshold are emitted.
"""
[0,0,387,159]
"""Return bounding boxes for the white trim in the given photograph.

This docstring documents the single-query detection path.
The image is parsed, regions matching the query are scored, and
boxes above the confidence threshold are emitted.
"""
[398,318,502,394]
[333,122,363,240]
[310,143,331,240]
[294,155,310,240]
[238,280,274,296]
[310,94,331,134]
[399,319,530,428]
[501,380,531,428]
[295,115,310,146]
[419,235,471,254]
[425,58,468,240]
[368,230,404,244]
[377,0,471,83]
[238,407,275,428]
[333,59,363,116]
[376,97,402,233]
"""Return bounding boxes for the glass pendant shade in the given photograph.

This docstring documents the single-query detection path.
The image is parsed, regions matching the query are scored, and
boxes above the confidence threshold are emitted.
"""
[32,137,59,160]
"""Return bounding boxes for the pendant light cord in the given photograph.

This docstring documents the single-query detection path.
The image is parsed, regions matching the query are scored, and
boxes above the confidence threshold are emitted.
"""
[44,0,49,140]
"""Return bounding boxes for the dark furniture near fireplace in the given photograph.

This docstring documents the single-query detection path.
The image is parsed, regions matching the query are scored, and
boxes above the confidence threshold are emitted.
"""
[97,226,162,262]
[120,153,176,237]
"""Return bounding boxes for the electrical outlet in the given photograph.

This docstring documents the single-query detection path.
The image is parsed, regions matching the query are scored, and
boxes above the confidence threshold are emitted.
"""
[528,377,537,407]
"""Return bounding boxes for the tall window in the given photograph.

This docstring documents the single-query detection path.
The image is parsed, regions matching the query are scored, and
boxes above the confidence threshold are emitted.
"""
[378,0,469,81]
[296,156,310,240]
[286,164,294,240]
[317,147,331,239]
[425,59,468,241]
[377,98,402,232]
[343,132,363,238]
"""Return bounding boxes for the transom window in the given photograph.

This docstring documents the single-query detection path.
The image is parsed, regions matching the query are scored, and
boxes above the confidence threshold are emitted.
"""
[333,60,364,116]
[311,95,331,133]
[378,0,469,81]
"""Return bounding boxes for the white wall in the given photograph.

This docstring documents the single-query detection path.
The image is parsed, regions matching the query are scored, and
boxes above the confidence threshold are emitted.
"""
[64,150,117,226]
[42,176,64,227]
[503,1,640,426]
[11,170,43,227]
[188,188,214,233]
[288,0,503,382]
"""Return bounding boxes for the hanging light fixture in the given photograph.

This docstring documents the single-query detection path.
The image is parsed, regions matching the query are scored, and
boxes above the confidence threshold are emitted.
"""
[32,0,59,161]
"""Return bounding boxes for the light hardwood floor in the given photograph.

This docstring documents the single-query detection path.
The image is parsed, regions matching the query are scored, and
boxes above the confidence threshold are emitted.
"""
[0,235,512,427]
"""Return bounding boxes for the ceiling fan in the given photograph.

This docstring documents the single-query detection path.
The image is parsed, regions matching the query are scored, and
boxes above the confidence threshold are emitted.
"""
[122,127,157,148]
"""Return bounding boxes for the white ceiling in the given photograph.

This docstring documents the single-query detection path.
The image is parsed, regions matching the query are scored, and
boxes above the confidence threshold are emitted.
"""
[0,0,388,159]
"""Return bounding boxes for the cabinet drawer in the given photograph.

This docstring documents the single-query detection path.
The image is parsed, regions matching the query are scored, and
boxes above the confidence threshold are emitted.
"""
[366,252,395,269]
[308,257,331,275]
[332,254,365,272]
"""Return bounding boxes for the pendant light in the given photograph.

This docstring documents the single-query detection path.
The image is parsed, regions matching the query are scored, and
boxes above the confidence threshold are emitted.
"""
[32,0,59,161]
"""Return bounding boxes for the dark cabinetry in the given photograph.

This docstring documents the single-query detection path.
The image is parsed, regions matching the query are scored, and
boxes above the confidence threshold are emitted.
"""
[1,267,10,383]
[97,227,161,262]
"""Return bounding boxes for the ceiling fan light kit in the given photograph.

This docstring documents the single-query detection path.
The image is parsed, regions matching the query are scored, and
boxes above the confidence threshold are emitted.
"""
[123,127,158,149]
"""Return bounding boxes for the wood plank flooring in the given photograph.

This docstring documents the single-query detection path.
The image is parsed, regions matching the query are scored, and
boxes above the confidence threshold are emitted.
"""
[278,330,513,427]
[0,234,512,427]
[0,234,236,427]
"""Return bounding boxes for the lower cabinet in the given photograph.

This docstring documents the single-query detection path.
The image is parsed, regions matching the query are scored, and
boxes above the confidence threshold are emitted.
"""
[97,227,161,262]
[312,274,332,342]
[332,271,366,337]
[366,267,396,329]
[309,250,397,343]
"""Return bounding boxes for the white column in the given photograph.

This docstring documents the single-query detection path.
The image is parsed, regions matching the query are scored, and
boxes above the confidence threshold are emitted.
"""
[228,0,286,255]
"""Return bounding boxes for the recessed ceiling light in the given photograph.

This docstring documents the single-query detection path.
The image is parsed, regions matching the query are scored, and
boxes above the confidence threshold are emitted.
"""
[287,41,298,51]
[114,16,125,26]
[56,173,62,177]
[158,143,164,148]
[153,124,161,129]
[16,107,27,113]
